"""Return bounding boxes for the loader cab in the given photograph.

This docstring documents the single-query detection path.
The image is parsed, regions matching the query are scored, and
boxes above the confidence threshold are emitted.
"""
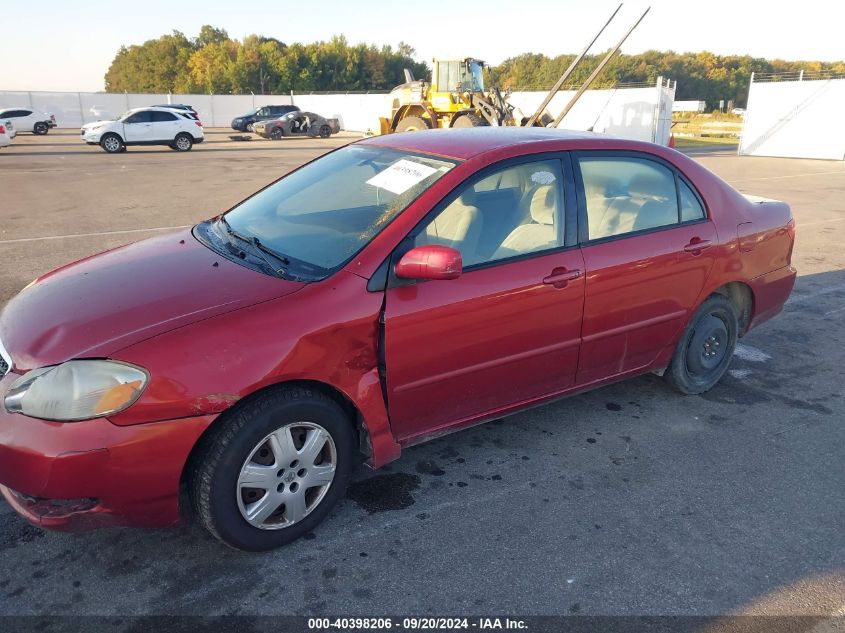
[433,58,486,94]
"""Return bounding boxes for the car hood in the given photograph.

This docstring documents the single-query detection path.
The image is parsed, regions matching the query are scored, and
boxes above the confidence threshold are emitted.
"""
[81,120,113,129]
[0,229,305,370]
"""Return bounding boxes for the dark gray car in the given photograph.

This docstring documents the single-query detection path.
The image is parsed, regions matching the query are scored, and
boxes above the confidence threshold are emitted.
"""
[254,111,341,139]
[231,105,300,132]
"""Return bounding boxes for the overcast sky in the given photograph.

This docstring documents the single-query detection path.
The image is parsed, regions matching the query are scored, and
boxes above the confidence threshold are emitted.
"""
[3,0,844,92]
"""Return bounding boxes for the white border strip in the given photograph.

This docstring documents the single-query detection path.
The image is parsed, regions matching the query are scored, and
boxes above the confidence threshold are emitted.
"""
[0,225,190,245]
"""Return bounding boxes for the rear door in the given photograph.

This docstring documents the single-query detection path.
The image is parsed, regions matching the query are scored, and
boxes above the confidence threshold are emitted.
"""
[150,110,180,140]
[573,152,717,384]
[6,110,31,131]
[383,156,585,441]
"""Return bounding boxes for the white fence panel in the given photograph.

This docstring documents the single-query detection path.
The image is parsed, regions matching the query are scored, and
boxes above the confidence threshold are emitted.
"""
[30,92,85,128]
[79,93,133,125]
[292,93,389,134]
[509,80,672,144]
[740,78,845,160]
[0,84,674,142]
[0,91,31,108]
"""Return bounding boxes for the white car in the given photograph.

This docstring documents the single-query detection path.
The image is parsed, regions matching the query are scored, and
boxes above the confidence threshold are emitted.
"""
[80,106,205,153]
[3,117,15,140]
[0,108,56,134]
[0,120,11,148]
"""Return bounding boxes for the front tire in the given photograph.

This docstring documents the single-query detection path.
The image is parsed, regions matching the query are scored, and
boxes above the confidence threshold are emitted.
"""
[33,122,49,135]
[100,133,124,153]
[246,122,255,133]
[173,133,193,151]
[269,127,284,140]
[189,386,356,551]
[395,115,429,132]
[451,113,486,128]
[665,294,739,395]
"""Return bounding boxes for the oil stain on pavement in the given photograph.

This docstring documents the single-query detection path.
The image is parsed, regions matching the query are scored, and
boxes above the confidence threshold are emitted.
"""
[345,473,421,513]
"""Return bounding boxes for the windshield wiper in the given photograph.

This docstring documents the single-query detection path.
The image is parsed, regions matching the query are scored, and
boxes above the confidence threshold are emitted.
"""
[217,216,290,277]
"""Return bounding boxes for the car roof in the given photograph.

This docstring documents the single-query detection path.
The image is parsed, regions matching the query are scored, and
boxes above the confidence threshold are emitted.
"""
[128,106,186,113]
[359,127,645,160]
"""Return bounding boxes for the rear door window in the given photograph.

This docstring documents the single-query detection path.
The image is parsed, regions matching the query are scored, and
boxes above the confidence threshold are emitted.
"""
[578,156,680,240]
[151,111,177,122]
[679,179,706,222]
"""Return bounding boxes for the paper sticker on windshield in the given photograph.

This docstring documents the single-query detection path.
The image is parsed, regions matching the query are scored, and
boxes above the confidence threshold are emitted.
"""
[366,160,438,195]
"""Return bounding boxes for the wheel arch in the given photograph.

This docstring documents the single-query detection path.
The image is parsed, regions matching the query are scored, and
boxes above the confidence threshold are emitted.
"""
[391,104,433,130]
[178,378,373,503]
[710,281,754,335]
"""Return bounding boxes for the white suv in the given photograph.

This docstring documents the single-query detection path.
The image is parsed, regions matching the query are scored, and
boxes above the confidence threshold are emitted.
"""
[0,108,56,134]
[81,106,204,153]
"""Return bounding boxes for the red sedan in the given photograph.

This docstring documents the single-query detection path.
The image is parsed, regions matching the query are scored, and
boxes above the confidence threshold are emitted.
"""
[0,128,796,550]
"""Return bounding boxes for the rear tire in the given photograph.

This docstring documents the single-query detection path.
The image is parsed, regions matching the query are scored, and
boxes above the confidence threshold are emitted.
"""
[319,125,332,138]
[395,116,429,132]
[100,133,124,153]
[173,133,193,151]
[451,113,486,128]
[33,122,49,135]
[665,294,739,395]
[189,386,356,551]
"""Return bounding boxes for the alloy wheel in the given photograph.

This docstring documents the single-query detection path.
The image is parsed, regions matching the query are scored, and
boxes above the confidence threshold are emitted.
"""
[236,422,337,530]
[103,136,121,152]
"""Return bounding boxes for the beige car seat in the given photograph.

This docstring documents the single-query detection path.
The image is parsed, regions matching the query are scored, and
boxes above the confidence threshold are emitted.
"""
[421,188,483,264]
[493,185,559,259]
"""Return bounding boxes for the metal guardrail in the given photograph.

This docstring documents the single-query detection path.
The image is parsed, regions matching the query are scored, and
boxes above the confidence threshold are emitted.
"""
[751,71,845,83]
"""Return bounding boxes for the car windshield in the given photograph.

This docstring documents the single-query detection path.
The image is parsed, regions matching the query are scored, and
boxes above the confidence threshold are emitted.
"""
[221,145,457,274]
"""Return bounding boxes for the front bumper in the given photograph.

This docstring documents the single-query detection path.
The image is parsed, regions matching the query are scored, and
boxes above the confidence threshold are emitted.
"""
[0,371,215,530]
[81,129,103,143]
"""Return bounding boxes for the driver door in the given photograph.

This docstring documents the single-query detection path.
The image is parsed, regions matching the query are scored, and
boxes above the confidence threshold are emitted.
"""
[382,157,585,441]
[123,111,154,142]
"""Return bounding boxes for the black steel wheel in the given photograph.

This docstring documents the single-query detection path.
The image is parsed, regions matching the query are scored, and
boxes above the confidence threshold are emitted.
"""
[665,294,739,395]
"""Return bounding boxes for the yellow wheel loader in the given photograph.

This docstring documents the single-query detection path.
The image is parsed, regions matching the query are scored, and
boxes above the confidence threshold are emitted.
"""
[376,4,650,135]
[379,58,519,134]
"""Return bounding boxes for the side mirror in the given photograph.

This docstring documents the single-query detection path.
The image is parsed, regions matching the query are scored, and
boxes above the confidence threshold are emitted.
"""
[395,245,462,281]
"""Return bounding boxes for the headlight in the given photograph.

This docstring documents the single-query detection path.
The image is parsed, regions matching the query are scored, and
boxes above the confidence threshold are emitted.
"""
[4,360,148,421]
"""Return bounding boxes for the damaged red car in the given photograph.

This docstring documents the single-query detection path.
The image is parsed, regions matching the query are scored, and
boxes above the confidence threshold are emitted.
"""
[0,128,796,551]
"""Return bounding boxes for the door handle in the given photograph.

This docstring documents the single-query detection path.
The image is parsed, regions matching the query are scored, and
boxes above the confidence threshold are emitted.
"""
[683,239,712,253]
[543,268,582,288]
